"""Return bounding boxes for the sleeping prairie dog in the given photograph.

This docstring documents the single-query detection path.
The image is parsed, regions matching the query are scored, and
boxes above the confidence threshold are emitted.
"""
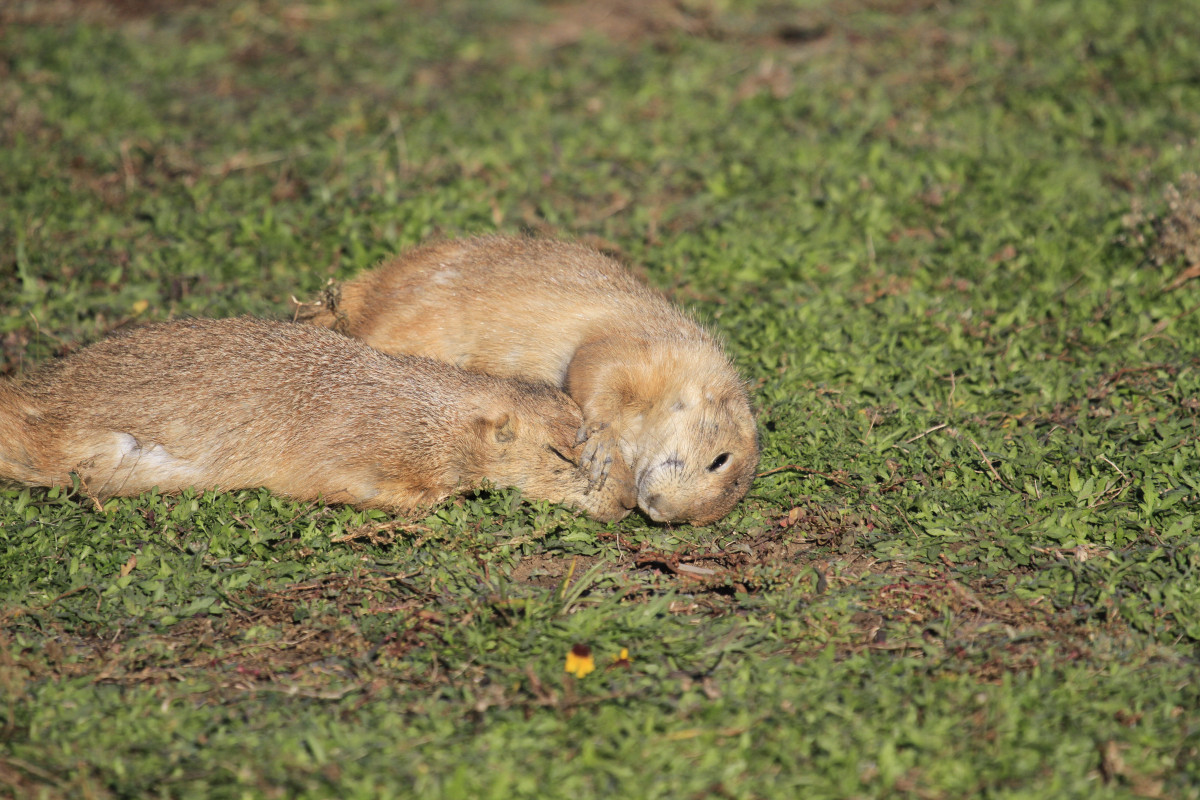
[298,235,759,525]
[0,317,635,521]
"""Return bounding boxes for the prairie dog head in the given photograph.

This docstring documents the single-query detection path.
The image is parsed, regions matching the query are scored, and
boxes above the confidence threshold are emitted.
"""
[479,386,636,522]
[626,380,759,526]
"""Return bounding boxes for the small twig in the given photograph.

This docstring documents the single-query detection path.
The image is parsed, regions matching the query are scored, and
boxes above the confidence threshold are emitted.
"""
[289,294,324,321]
[862,408,880,440]
[968,437,1019,493]
[1164,261,1200,292]
[901,422,948,445]
[75,474,105,512]
[1097,454,1128,484]
[1093,454,1134,506]
[332,519,422,545]
[633,550,721,580]
[1139,298,1200,344]
[755,464,855,488]
[26,311,71,345]
[0,585,92,626]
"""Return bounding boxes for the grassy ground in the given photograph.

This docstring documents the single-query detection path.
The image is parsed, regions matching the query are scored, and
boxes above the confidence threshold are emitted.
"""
[2,0,1199,797]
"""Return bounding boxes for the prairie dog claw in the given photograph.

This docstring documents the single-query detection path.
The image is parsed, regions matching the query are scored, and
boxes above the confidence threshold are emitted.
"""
[578,422,616,491]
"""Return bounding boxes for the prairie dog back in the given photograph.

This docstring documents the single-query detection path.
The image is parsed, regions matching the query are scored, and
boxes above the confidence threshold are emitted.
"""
[300,236,759,525]
[0,317,634,521]
[314,237,689,382]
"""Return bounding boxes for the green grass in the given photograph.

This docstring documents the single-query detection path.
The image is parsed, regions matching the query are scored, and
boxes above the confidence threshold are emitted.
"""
[2,0,1200,797]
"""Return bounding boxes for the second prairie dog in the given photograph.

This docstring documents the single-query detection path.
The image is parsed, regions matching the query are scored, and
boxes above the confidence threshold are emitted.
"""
[0,317,635,521]
[299,235,759,525]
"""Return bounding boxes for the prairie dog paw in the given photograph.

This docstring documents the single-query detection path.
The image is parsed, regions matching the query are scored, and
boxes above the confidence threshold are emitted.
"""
[579,423,617,491]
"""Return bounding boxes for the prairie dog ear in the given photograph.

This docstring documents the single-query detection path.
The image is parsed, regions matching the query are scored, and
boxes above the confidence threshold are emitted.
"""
[474,411,516,443]
[493,414,516,443]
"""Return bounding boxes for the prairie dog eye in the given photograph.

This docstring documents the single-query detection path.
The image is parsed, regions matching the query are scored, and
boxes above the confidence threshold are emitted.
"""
[707,453,731,472]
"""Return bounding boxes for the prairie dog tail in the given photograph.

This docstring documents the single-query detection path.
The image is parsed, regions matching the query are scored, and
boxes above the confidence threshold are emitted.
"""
[0,381,40,485]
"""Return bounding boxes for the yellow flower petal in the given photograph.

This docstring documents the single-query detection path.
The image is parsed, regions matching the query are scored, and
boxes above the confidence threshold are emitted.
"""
[565,644,595,678]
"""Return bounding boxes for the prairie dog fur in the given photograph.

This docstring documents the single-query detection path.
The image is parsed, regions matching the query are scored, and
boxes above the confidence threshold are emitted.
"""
[0,317,634,521]
[299,236,759,525]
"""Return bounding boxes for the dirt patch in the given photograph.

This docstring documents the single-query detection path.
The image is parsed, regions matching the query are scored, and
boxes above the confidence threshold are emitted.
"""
[1,571,440,701]
[509,551,607,589]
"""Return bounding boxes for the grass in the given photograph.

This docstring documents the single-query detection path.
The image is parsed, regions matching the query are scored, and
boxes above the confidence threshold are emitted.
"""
[2,0,1200,797]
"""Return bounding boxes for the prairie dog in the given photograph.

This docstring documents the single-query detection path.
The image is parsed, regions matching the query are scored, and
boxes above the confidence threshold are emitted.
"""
[0,317,635,521]
[299,236,759,525]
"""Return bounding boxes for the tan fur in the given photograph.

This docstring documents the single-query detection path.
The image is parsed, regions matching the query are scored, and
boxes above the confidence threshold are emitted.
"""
[298,235,759,525]
[0,317,635,521]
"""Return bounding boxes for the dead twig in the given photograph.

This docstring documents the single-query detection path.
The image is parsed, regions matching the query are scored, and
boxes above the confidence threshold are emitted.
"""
[967,436,1020,494]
